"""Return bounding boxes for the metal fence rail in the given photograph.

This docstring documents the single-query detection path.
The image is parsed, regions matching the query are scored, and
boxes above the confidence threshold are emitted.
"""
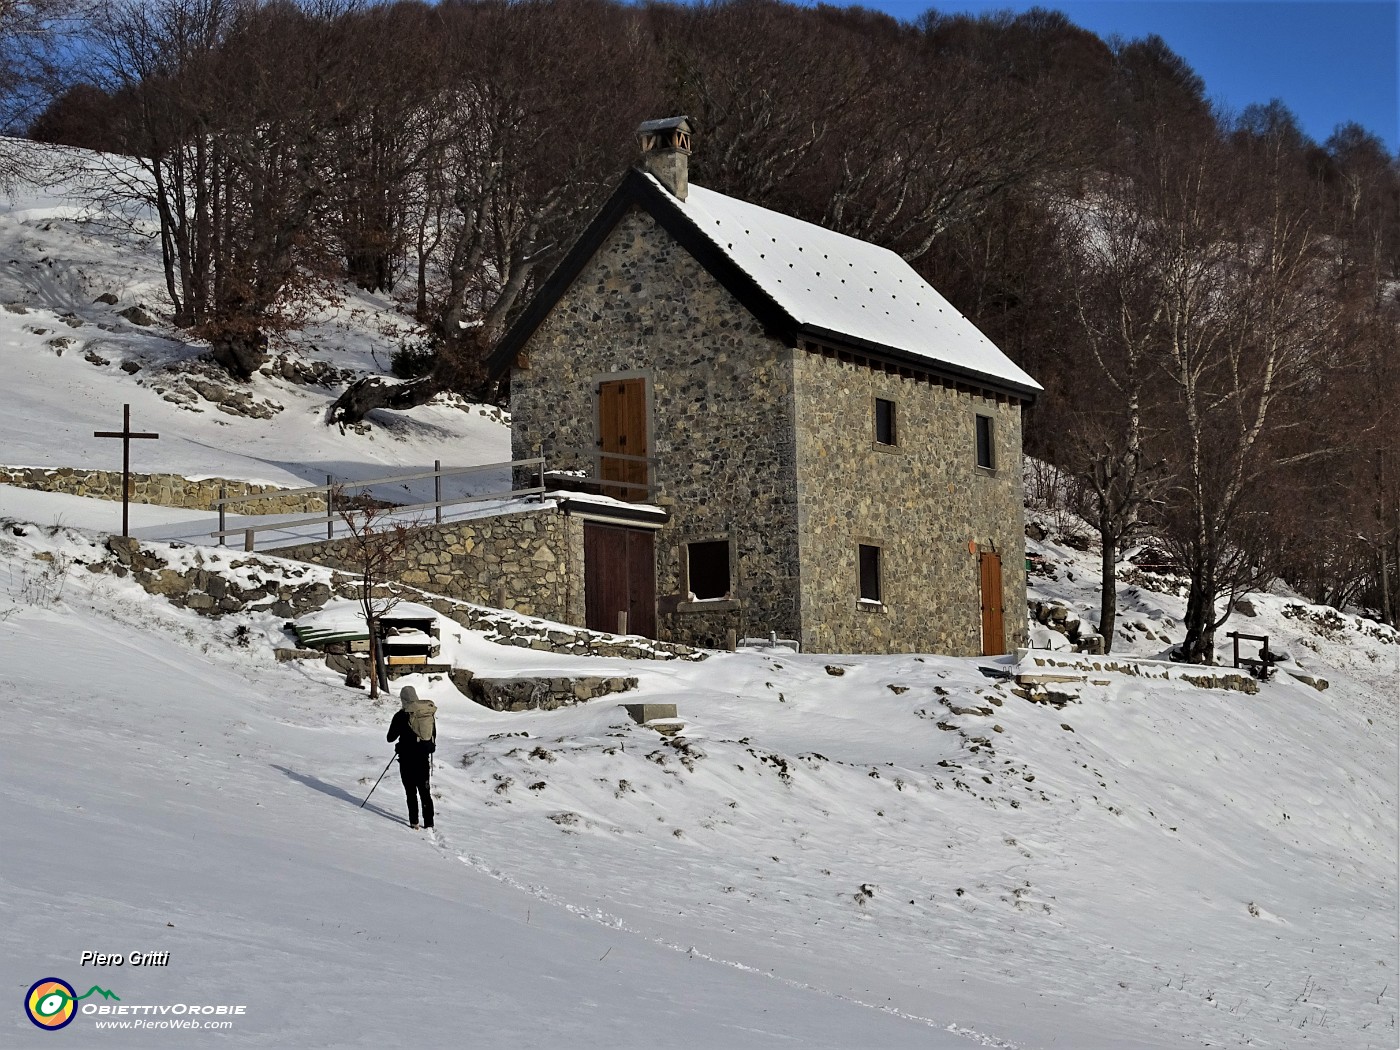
[210,457,545,551]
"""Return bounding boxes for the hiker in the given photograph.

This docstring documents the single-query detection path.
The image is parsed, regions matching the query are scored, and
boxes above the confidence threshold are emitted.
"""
[387,686,437,830]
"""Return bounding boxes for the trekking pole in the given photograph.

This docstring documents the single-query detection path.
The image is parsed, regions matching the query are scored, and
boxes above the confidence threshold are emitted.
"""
[361,753,397,808]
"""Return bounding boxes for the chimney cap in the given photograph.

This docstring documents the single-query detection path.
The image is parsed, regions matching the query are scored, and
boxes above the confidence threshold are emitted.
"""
[637,116,691,135]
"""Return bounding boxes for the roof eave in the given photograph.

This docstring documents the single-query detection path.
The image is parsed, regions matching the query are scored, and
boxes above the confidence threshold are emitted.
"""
[795,324,1041,404]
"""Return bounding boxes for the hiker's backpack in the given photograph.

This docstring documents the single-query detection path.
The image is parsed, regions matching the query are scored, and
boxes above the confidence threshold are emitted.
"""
[399,686,437,749]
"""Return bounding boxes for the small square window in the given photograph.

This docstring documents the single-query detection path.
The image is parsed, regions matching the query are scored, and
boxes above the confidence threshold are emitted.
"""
[687,540,731,600]
[858,544,882,603]
[975,414,995,470]
[874,398,897,446]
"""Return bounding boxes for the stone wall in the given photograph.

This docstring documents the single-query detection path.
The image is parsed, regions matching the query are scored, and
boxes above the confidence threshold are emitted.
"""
[102,535,702,662]
[791,351,1029,655]
[0,466,325,514]
[271,503,584,624]
[465,674,639,712]
[511,205,804,648]
[1016,651,1260,695]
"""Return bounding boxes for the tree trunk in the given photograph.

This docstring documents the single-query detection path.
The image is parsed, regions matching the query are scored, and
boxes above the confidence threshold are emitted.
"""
[1181,571,1218,664]
[1098,532,1117,653]
[327,375,442,428]
[366,619,379,700]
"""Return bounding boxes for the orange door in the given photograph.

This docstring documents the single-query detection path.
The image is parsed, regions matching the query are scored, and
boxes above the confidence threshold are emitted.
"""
[979,551,1005,656]
[598,378,648,501]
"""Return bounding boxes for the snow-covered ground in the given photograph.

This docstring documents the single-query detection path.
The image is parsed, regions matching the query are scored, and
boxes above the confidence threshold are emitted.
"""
[1,143,1397,1048]
[2,512,1396,1048]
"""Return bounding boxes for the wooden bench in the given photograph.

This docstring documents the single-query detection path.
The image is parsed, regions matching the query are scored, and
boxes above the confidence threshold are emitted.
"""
[1226,631,1278,680]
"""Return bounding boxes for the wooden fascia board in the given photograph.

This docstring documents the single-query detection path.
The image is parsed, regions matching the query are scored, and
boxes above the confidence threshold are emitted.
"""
[796,326,1041,405]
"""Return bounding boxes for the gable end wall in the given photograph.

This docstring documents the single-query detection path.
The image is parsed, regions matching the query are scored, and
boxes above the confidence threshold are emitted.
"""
[511,205,803,647]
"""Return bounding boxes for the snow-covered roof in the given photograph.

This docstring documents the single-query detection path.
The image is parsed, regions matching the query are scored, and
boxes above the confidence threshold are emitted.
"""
[491,169,1040,398]
[645,174,1041,395]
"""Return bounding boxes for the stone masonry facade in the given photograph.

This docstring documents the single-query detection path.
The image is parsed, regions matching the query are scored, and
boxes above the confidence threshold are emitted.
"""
[793,351,1028,654]
[512,206,803,649]
[510,203,1031,656]
[0,466,326,514]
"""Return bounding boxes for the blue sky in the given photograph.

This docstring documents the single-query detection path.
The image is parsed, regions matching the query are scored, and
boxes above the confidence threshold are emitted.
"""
[816,0,1399,153]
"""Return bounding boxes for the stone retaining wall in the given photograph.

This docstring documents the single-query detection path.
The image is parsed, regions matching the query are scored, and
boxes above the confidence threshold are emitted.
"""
[0,466,325,514]
[102,535,702,662]
[1018,652,1260,695]
[464,674,639,712]
[271,504,583,624]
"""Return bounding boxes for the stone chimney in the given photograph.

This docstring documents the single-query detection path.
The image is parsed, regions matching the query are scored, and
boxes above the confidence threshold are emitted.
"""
[637,116,691,201]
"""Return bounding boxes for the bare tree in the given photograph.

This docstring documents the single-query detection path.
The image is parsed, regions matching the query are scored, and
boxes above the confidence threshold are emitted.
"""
[328,0,663,425]
[0,0,89,184]
[332,485,414,700]
[86,0,350,376]
[1065,188,1171,650]
[1145,118,1338,662]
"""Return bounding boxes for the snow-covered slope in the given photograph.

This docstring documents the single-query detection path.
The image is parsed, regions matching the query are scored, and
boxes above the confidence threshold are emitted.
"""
[1,511,1396,1048]
[1,143,1397,1049]
[0,141,508,493]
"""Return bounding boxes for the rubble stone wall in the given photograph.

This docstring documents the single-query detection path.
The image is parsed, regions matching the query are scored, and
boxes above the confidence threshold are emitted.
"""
[0,466,324,513]
[271,504,582,623]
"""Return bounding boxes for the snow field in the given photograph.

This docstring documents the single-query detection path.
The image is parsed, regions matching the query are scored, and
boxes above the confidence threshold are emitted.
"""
[1,519,1395,1047]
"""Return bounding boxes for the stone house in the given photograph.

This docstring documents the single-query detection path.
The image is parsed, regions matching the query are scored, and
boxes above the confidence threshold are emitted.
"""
[487,117,1041,656]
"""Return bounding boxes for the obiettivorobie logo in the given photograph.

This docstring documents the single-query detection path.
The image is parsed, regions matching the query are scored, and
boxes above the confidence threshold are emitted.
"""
[23,976,247,1033]
[24,978,120,1031]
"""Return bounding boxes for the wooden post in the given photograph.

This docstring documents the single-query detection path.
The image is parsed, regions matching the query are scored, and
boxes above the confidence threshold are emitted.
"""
[326,474,335,540]
[726,628,737,652]
[218,484,226,546]
[244,528,255,553]
[434,459,442,524]
[617,610,628,636]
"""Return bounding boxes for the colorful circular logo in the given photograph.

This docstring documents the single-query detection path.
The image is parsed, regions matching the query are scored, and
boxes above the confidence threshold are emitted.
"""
[25,978,77,1031]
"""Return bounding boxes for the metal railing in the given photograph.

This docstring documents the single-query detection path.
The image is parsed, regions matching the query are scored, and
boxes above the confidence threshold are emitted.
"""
[210,457,545,551]
[554,445,660,501]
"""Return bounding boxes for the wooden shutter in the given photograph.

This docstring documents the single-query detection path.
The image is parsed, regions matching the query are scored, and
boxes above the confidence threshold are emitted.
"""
[598,378,648,501]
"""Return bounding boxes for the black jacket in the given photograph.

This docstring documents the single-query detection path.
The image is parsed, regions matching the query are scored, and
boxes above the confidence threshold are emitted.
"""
[387,710,436,760]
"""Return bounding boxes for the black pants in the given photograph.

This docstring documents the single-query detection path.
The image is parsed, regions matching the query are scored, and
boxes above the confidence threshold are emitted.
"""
[399,759,433,828]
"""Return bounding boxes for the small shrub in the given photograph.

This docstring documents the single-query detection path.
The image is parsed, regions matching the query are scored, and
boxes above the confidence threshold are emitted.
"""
[390,335,437,380]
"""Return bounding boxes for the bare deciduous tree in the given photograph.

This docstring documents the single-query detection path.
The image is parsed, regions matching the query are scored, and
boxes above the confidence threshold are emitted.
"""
[1147,119,1338,662]
[332,485,414,700]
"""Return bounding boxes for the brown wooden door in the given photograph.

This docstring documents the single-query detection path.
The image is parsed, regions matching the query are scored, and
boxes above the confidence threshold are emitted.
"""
[584,524,656,638]
[598,378,648,501]
[979,550,1006,656]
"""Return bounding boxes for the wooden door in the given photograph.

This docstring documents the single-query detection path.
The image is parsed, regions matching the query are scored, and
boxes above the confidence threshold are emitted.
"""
[979,550,1005,656]
[584,524,656,638]
[598,378,648,501]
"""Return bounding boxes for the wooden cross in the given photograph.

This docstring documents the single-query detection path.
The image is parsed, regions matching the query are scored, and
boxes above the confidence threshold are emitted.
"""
[94,403,158,537]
